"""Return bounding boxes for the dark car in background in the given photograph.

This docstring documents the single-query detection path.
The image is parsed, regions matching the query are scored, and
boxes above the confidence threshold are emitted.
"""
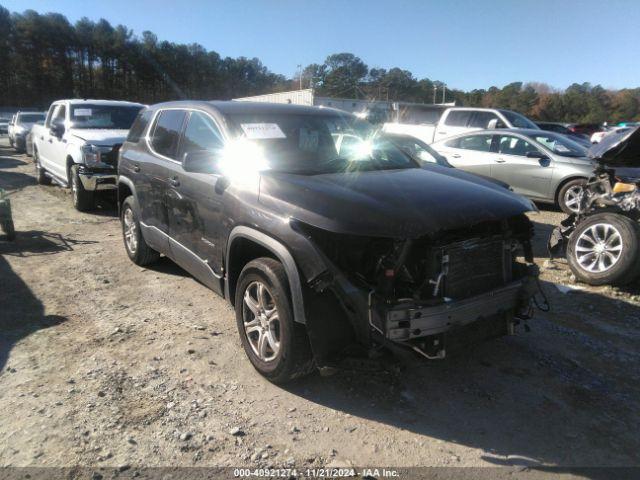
[117,101,539,383]
[535,121,591,147]
[8,111,46,152]
[0,117,9,134]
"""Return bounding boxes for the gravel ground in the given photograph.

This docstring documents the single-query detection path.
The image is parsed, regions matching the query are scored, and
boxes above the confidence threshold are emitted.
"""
[1,138,639,476]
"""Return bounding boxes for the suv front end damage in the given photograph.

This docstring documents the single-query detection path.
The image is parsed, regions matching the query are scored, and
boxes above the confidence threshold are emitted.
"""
[295,215,538,363]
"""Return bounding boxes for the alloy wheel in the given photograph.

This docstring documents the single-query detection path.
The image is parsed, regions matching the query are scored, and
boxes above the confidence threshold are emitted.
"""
[575,223,623,273]
[123,208,138,254]
[242,281,281,362]
[563,185,584,213]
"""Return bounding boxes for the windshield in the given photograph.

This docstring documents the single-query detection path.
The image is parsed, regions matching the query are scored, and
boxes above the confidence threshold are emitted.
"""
[18,113,45,124]
[384,134,450,167]
[226,113,418,174]
[501,110,539,129]
[70,104,142,129]
[528,132,588,157]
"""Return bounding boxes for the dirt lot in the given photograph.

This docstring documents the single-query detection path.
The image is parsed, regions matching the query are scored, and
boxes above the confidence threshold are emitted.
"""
[1,137,639,476]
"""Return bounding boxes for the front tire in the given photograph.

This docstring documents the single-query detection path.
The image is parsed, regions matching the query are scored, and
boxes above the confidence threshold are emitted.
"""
[33,149,51,185]
[121,195,160,266]
[235,258,314,384]
[558,179,586,214]
[567,213,640,286]
[70,164,95,212]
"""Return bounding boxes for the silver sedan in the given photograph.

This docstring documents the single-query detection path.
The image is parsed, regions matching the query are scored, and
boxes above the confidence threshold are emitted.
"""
[431,128,594,213]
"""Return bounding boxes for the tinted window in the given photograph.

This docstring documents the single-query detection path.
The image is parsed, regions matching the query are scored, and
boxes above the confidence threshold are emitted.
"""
[127,109,153,143]
[456,135,493,152]
[468,111,499,128]
[498,135,539,156]
[181,111,224,155]
[397,106,444,125]
[501,110,539,129]
[150,110,187,160]
[444,110,472,127]
[18,113,45,124]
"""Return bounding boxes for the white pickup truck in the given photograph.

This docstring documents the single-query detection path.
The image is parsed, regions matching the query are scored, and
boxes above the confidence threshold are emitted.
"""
[32,99,145,211]
[383,106,540,145]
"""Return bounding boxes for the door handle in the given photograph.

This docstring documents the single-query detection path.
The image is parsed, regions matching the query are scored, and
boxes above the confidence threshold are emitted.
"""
[451,154,461,158]
[437,131,447,135]
[133,164,140,173]
[495,158,506,163]
[48,139,53,143]
[169,177,180,187]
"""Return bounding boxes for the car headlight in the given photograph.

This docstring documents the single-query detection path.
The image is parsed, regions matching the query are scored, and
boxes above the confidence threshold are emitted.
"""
[81,145,112,166]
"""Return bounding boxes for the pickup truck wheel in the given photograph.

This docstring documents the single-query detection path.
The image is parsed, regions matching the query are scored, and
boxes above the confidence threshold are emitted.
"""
[70,165,95,211]
[235,258,314,384]
[33,150,51,185]
[567,213,640,286]
[558,179,586,214]
[121,196,160,266]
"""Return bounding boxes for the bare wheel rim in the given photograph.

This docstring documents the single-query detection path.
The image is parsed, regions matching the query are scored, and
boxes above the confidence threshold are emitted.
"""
[575,223,623,273]
[123,208,138,254]
[563,185,584,212]
[242,280,281,362]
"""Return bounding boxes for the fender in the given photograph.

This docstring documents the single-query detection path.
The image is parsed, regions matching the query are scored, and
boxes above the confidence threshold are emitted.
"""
[226,226,307,324]
[117,175,139,212]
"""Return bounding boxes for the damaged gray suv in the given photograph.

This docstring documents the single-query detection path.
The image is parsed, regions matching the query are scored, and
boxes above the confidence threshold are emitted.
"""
[118,101,540,383]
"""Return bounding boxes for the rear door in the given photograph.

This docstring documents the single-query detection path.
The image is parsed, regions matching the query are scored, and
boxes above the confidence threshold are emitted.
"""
[491,134,554,199]
[37,104,62,170]
[139,109,188,250]
[436,133,496,176]
[164,110,227,294]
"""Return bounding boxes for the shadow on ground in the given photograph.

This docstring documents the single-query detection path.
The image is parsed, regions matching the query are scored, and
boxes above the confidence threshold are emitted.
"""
[283,282,640,472]
[0,230,98,257]
[0,255,66,373]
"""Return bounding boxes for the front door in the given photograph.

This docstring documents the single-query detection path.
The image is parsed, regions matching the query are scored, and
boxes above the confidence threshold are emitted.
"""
[140,109,188,252]
[491,134,553,199]
[165,110,227,294]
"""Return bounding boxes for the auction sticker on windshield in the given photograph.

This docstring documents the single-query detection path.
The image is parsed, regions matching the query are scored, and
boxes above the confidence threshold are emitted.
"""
[241,123,286,139]
[74,109,93,116]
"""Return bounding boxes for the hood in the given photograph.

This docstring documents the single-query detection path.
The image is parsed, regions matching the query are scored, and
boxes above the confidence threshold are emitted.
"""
[588,126,640,167]
[68,128,129,145]
[258,166,536,238]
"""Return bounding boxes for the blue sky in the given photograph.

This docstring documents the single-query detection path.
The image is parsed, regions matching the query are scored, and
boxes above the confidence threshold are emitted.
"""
[3,0,640,91]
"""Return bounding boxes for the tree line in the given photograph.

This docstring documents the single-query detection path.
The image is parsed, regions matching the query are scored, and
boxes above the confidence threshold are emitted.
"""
[1,6,638,124]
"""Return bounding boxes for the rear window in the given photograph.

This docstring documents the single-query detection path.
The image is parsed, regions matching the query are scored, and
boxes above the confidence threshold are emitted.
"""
[127,109,153,143]
[150,110,187,160]
[444,110,472,127]
[468,111,499,129]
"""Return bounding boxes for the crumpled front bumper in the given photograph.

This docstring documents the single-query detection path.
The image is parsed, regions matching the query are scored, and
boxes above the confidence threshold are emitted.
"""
[375,279,531,342]
[78,166,117,191]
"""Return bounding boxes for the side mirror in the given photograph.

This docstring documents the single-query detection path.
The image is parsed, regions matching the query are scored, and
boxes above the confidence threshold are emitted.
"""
[182,150,221,174]
[50,122,64,138]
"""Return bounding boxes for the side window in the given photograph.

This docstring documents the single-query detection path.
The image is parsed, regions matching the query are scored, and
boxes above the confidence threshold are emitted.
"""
[458,135,493,152]
[468,111,499,129]
[127,109,153,143]
[181,111,224,156]
[150,110,187,160]
[444,110,472,127]
[498,135,538,156]
[44,105,57,127]
[52,105,66,125]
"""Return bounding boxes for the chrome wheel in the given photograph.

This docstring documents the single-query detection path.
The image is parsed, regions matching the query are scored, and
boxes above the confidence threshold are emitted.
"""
[123,208,138,254]
[563,185,584,213]
[575,223,623,273]
[242,281,280,362]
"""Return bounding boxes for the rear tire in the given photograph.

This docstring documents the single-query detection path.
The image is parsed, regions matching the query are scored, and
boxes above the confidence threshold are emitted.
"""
[235,257,314,384]
[558,179,587,214]
[1,219,15,241]
[70,164,95,212]
[121,195,160,266]
[567,213,640,286]
[33,149,51,185]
